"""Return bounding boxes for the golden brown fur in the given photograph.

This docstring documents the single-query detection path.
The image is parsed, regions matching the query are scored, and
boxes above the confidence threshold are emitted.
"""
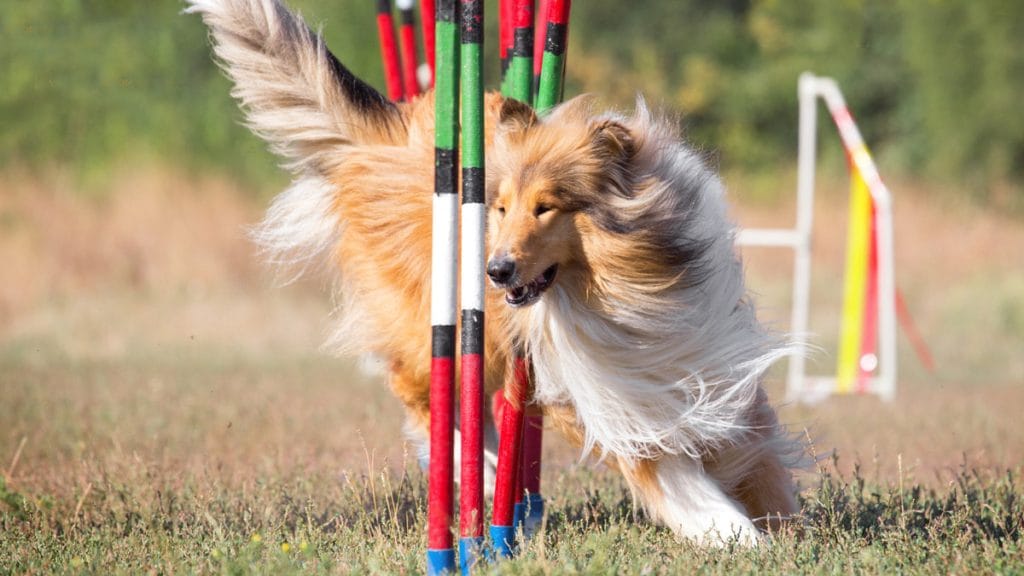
[189,0,801,546]
[325,91,515,429]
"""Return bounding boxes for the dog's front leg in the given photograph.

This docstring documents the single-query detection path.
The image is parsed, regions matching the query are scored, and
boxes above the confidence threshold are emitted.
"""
[625,455,760,546]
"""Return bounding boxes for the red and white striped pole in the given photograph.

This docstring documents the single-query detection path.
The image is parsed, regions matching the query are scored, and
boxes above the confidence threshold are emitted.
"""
[396,0,421,99]
[419,0,436,87]
[375,0,405,101]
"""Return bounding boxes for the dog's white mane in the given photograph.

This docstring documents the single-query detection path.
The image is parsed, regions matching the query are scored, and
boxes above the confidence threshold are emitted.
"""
[526,102,793,464]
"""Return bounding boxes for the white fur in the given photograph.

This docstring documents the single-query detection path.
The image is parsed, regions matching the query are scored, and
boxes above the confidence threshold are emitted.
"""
[651,455,760,545]
[528,105,793,465]
[250,176,340,281]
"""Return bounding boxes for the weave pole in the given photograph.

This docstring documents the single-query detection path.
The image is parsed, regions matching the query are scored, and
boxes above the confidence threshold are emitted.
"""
[498,0,512,90]
[490,354,529,557]
[490,1,535,556]
[520,412,543,534]
[520,0,571,538]
[375,0,404,101]
[458,0,486,572]
[534,0,570,113]
[506,0,535,102]
[532,0,549,92]
[427,1,459,573]
[420,0,436,87]
[396,0,421,99]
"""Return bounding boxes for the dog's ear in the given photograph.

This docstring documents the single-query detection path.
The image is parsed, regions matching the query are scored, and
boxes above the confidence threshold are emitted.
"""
[498,97,538,137]
[591,120,636,163]
[186,0,405,176]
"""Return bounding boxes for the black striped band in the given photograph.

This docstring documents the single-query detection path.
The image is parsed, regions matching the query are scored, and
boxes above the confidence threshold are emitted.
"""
[376,0,392,15]
[460,0,483,44]
[461,310,484,355]
[437,0,457,23]
[400,7,415,25]
[462,167,484,204]
[512,27,533,58]
[544,22,567,55]
[435,148,458,195]
[432,324,456,358]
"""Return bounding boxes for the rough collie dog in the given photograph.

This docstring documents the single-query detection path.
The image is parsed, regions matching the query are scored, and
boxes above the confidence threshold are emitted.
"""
[188,0,802,545]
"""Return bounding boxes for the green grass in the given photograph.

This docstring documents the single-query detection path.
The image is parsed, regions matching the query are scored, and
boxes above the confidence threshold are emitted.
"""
[1,348,1021,574]
[1,457,1021,573]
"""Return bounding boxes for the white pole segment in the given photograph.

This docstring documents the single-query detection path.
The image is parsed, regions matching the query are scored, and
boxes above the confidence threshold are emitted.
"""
[461,203,486,312]
[786,72,820,402]
[431,192,459,326]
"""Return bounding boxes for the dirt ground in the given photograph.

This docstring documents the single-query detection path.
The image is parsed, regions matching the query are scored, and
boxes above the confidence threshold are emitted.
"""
[2,167,1022,497]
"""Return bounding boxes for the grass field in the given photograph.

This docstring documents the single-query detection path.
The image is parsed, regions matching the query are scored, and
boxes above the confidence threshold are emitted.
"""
[2,168,1022,573]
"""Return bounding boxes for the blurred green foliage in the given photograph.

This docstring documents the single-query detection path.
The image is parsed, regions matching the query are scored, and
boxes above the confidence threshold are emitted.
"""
[0,0,380,191]
[2,1,1022,201]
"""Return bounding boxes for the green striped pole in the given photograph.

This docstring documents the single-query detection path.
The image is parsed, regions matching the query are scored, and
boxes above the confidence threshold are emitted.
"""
[534,0,570,114]
[428,1,459,574]
[458,0,486,573]
[506,0,534,102]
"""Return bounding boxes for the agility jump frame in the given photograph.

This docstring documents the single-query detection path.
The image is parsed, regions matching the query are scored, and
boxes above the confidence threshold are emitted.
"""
[736,72,897,403]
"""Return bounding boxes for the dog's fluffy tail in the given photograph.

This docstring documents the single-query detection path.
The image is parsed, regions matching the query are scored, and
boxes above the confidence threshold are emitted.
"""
[185,0,405,175]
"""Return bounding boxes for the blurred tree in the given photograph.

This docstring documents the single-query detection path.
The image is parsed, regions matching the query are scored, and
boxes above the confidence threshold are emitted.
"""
[0,1,1020,202]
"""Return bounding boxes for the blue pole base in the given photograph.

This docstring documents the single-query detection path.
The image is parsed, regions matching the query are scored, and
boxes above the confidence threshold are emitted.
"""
[458,537,485,574]
[489,525,515,558]
[427,548,456,576]
[512,501,525,534]
[523,493,545,538]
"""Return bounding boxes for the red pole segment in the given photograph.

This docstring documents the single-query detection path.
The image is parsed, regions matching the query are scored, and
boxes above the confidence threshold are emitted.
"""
[397,0,421,99]
[532,0,548,80]
[376,0,405,101]
[490,355,528,557]
[420,0,436,87]
[895,289,936,373]
[499,0,512,89]
[521,413,544,533]
[511,428,526,533]
[857,199,879,394]
[428,356,456,554]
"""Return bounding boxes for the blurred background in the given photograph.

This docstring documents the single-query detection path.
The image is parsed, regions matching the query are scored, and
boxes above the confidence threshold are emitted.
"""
[2,0,1022,497]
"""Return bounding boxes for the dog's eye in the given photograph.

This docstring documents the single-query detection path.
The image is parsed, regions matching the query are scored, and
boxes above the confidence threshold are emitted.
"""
[496,206,506,216]
[534,204,551,217]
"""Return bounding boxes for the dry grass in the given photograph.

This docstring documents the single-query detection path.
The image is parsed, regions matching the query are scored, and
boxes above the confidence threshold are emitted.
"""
[1,167,1022,572]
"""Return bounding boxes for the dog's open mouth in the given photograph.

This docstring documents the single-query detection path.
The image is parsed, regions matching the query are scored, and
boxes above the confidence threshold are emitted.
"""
[505,264,558,307]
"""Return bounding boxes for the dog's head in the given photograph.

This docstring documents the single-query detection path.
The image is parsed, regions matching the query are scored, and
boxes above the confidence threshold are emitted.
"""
[486,96,640,307]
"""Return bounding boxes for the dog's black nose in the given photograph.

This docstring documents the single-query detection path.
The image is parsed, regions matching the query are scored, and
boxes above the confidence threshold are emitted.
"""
[487,257,516,284]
